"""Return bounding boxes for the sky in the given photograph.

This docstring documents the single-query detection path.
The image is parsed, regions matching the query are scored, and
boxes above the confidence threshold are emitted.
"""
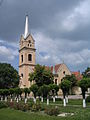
[0,0,90,73]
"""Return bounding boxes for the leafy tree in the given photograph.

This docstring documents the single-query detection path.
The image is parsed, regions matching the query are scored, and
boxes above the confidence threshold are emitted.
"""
[78,78,88,107]
[60,80,71,106]
[62,74,77,94]
[9,88,15,102]
[82,67,90,78]
[29,64,54,87]
[0,63,19,89]
[30,84,38,103]
[38,84,51,105]
[49,84,59,102]
[23,88,30,103]
[0,89,4,101]
[3,89,9,101]
[14,87,21,103]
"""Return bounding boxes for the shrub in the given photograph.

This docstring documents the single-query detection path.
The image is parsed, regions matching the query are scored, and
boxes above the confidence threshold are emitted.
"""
[86,96,90,102]
[31,103,41,112]
[45,107,59,116]
[0,102,8,109]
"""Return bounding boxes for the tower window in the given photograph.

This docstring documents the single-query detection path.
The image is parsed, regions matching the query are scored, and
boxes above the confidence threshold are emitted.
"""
[21,73,23,78]
[63,71,65,75]
[21,55,23,63]
[28,54,32,61]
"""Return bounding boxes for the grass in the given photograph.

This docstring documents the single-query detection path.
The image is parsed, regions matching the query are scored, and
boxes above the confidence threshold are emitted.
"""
[0,99,90,120]
[0,107,90,120]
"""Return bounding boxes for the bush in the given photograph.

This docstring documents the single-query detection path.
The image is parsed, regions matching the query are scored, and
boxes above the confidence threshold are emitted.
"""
[6,102,30,112]
[31,103,41,112]
[0,102,8,109]
[45,107,59,116]
[86,96,90,102]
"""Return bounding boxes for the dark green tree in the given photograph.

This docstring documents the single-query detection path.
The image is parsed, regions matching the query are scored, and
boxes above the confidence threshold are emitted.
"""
[62,74,77,94]
[60,80,71,106]
[30,84,38,103]
[23,88,30,103]
[82,67,90,78]
[0,63,19,89]
[78,78,88,107]
[29,64,54,87]
[49,84,59,102]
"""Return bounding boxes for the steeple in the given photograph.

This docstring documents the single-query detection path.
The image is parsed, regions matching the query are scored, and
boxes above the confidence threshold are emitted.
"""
[24,15,29,39]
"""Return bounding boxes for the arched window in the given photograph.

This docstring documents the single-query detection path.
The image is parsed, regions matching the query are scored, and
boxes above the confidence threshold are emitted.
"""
[28,54,32,61]
[63,71,65,75]
[21,55,23,63]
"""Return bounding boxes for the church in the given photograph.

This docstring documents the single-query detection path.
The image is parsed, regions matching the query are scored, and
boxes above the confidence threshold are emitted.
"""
[19,15,76,90]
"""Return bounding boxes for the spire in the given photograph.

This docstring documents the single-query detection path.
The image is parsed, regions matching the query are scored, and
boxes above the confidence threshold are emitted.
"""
[24,15,29,39]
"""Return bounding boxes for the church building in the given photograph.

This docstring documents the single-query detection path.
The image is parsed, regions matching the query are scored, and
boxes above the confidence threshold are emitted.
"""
[19,15,71,89]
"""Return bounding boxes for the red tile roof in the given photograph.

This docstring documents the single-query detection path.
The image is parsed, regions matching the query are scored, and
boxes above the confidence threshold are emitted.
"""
[72,71,82,81]
[51,64,61,73]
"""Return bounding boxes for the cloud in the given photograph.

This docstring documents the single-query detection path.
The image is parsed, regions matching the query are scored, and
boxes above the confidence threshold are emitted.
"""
[0,0,90,71]
[34,32,90,71]
[61,0,90,31]
[0,45,18,62]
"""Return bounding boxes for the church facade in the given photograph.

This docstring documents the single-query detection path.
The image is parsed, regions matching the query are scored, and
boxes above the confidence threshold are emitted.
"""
[19,15,71,89]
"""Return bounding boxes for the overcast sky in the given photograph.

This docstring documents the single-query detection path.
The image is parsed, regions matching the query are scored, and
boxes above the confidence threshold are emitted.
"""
[0,0,90,72]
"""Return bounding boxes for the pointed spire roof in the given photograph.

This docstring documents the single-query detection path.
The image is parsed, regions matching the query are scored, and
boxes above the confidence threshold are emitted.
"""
[24,15,29,39]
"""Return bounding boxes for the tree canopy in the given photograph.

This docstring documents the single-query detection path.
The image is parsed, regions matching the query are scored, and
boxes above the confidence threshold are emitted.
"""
[60,80,71,98]
[82,67,90,78]
[0,63,19,89]
[62,74,77,87]
[29,64,54,86]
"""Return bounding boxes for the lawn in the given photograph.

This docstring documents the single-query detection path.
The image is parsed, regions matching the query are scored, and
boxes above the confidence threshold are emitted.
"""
[0,105,90,120]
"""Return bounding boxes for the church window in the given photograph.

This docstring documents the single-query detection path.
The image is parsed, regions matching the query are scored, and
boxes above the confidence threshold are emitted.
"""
[21,73,23,78]
[55,79,57,85]
[63,71,65,75]
[30,44,32,47]
[21,55,23,63]
[29,40,31,43]
[28,54,32,61]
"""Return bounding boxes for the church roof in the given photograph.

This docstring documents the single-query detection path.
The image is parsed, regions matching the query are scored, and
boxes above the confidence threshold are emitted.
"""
[51,64,62,73]
[45,64,62,74]
[72,71,83,81]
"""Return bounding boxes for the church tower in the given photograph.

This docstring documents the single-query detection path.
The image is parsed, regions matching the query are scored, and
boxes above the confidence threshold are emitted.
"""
[19,15,36,88]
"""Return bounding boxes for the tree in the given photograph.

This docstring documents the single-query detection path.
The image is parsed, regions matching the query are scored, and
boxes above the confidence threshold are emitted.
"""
[60,80,71,106]
[62,74,77,94]
[9,88,15,102]
[49,84,59,102]
[14,87,21,103]
[3,89,9,102]
[82,67,90,78]
[30,84,38,103]
[78,78,88,108]
[0,63,19,89]
[38,84,51,105]
[23,88,30,103]
[0,89,4,101]
[29,64,54,87]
